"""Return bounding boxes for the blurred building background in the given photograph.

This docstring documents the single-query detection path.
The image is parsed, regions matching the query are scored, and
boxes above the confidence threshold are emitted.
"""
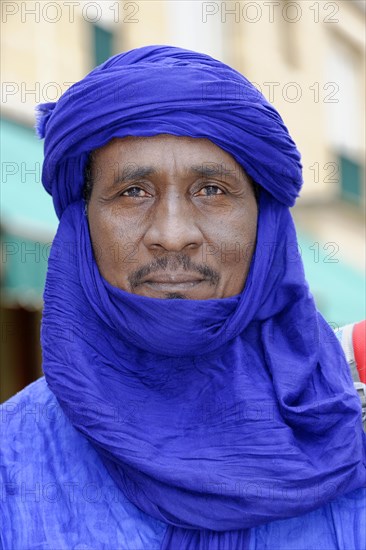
[1,0,365,401]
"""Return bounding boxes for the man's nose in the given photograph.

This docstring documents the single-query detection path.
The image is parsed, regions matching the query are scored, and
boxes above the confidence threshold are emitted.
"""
[143,193,203,252]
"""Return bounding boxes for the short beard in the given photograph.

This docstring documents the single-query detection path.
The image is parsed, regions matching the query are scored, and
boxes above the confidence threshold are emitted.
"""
[164,292,187,300]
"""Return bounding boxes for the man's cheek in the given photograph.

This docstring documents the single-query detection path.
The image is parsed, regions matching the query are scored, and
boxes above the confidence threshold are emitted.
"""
[108,241,140,267]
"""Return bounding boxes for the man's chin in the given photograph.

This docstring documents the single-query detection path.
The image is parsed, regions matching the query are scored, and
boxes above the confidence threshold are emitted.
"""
[164,292,187,299]
[132,281,220,300]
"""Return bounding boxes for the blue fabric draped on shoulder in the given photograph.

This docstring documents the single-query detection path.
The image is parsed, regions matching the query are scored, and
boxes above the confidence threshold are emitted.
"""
[37,45,366,550]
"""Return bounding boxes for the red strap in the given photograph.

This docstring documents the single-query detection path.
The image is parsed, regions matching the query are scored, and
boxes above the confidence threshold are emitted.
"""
[352,320,366,384]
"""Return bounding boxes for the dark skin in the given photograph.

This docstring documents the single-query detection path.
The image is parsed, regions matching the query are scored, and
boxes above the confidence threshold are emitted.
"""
[86,134,258,300]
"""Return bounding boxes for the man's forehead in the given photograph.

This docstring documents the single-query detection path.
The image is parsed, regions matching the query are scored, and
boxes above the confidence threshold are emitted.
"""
[95,134,223,154]
[91,134,249,180]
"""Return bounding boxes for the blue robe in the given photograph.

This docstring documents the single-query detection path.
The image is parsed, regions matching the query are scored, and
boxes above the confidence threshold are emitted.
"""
[1,377,365,550]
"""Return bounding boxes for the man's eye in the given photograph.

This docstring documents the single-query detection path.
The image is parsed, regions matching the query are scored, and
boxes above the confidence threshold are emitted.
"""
[121,186,149,197]
[196,185,224,196]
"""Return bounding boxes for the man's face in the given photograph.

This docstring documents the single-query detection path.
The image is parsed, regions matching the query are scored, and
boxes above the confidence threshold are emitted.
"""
[87,134,258,300]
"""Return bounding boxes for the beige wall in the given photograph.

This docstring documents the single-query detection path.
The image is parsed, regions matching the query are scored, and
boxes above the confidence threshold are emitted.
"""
[2,2,94,123]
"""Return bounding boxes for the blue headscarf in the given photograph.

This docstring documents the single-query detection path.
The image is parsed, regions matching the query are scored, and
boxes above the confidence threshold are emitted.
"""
[38,46,366,549]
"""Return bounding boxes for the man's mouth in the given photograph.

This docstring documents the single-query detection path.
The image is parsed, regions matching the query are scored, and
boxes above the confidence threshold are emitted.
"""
[141,273,205,291]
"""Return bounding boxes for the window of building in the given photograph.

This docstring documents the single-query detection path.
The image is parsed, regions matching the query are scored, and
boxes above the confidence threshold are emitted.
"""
[325,32,364,206]
[92,23,114,67]
[338,153,363,204]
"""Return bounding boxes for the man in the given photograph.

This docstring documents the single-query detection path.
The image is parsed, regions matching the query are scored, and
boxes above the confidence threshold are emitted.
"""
[1,45,365,549]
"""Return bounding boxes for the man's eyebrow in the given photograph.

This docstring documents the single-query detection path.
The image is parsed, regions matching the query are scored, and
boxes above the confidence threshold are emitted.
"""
[112,165,157,185]
[111,163,244,186]
[190,164,243,182]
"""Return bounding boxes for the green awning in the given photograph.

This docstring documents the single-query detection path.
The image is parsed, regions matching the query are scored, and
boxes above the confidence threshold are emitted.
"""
[297,232,365,327]
[1,118,58,234]
[1,230,50,308]
[1,118,58,308]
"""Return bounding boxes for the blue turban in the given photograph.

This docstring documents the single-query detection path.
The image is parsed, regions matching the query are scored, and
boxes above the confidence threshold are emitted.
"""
[38,46,366,549]
[37,45,302,217]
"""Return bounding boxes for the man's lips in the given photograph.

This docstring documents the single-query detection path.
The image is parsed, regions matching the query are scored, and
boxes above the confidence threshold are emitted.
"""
[140,273,206,290]
[142,273,205,284]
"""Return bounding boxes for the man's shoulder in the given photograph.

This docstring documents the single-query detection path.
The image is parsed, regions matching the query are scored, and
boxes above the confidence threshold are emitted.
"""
[2,375,52,407]
[0,379,168,550]
[0,376,86,464]
[1,376,61,436]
